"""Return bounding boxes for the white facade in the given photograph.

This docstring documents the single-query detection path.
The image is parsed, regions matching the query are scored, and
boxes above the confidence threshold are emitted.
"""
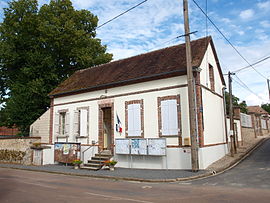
[45,43,228,170]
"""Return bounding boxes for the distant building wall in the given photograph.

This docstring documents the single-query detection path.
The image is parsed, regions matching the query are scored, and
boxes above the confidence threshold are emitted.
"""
[30,109,50,143]
[0,126,20,136]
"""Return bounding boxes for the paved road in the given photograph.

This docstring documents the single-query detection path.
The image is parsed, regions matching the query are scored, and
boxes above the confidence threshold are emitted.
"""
[183,138,270,189]
[0,139,269,203]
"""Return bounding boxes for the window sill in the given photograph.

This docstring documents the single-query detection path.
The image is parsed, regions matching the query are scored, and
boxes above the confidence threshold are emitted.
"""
[56,136,69,138]
[76,136,88,138]
[159,135,180,138]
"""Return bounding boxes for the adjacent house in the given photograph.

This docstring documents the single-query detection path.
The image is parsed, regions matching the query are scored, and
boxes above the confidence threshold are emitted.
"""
[34,36,228,169]
[247,105,269,136]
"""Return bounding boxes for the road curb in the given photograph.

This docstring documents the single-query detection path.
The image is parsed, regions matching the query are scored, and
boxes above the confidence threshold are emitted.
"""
[0,137,268,183]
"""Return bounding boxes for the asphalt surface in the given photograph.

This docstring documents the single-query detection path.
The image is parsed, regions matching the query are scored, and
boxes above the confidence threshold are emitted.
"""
[180,138,270,189]
[0,139,269,202]
[0,163,207,181]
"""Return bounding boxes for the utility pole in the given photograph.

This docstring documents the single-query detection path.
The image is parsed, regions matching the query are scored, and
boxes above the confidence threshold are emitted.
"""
[228,71,236,156]
[267,79,270,100]
[183,0,199,172]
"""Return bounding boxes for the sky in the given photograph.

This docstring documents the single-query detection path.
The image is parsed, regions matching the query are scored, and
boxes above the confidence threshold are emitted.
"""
[0,0,270,106]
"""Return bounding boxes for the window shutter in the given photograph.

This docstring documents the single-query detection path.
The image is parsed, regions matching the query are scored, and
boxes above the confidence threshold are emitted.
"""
[168,100,178,135]
[74,110,79,136]
[54,113,60,136]
[161,100,170,135]
[128,104,141,137]
[133,104,141,136]
[87,110,89,136]
[64,112,70,136]
[161,99,178,136]
[80,109,88,137]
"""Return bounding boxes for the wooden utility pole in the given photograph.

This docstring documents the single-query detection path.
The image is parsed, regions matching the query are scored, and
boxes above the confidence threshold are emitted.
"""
[183,0,199,172]
[267,79,270,100]
[228,71,236,156]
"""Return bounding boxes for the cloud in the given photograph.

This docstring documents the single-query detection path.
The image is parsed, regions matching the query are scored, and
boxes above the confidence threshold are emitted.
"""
[239,9,254,20]
[257,1,270,10]
[260,20,270,28]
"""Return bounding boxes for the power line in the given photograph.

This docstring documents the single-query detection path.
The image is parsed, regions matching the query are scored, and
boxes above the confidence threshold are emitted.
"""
[97,0,148,29]
[234,55,270,73]
[233,74,265,101]
[147,31,198,52]
[191,0,268,80]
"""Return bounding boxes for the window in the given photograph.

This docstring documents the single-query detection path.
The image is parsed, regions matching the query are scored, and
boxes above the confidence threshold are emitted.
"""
[209,64,215,91]
[158,95,181,137]
[60,112,66,136]
[55,110,69,137]
[74,108,89,137]
[125,100,144,137]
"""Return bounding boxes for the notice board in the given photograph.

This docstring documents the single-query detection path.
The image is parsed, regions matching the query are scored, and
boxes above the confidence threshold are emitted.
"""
[148,138,166,156]
[131,139,147,155]
[115,139,130,154]
[54,142,80,163]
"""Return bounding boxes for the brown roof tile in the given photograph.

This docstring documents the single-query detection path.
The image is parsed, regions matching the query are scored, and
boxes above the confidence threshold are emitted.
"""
[50,36,224,97]
[247,106,268,115]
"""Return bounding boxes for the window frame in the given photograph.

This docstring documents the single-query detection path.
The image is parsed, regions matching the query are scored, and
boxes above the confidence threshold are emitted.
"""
[157,95,181,138]
[75,107,89,137]
[125,99,144,138]
[55,109,69,137]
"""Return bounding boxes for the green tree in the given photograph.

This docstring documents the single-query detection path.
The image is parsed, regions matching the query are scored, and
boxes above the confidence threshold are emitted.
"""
[261,103,270,114]
[224,91,247,115]
[0,0,112,135]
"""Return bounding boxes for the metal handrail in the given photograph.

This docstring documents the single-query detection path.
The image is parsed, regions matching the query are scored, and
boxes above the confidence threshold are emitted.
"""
[82,141,99,163]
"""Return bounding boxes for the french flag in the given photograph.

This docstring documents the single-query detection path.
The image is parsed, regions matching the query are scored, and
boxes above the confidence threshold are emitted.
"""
[116,113,122,133]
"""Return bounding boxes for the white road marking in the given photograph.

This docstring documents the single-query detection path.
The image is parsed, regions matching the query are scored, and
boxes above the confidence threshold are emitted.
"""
[85,192,154,203]
[203,182,217,186]
[16,180,57,189]
[142,185,152,189]
[178,182,191,185]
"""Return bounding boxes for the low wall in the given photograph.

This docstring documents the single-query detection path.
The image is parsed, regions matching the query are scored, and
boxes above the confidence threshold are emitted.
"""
[262,129,269,136]
[0,137,41,165]
[241,127,256,144]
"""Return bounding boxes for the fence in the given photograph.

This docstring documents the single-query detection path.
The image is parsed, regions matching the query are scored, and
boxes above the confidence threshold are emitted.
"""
[240,113,252,128]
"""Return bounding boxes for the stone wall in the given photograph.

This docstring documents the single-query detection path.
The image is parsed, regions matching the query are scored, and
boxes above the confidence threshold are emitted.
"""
[0,137,41,165]
[241,127,255,144]
[262,129,269,136]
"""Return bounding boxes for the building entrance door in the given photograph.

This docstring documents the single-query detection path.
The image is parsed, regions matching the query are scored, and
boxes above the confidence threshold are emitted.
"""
[102,107,112,150]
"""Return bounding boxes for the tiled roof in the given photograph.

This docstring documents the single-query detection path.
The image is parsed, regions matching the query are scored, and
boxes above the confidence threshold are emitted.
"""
[247,106,269,115]
[49,36,224,97]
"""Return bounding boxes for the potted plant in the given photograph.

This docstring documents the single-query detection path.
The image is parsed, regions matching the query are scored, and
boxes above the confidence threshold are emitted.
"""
[72,159,83,169]
[104,160,117,171]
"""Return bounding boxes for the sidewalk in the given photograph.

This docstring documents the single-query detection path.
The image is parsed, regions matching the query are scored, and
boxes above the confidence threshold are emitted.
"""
[0,135,268,182]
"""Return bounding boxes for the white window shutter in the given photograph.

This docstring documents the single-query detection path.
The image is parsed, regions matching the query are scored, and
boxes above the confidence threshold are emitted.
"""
[168,100,178,135]
[133,104,141,136]
[161,100,170,135]
[80,109,88,137]
[87,110,89,136]
[161,99,178,136]
[65,112,70,136]
[54,113,60,136]
[74,110,79,136]
[128,104,141,137]
[128,104,135,136]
